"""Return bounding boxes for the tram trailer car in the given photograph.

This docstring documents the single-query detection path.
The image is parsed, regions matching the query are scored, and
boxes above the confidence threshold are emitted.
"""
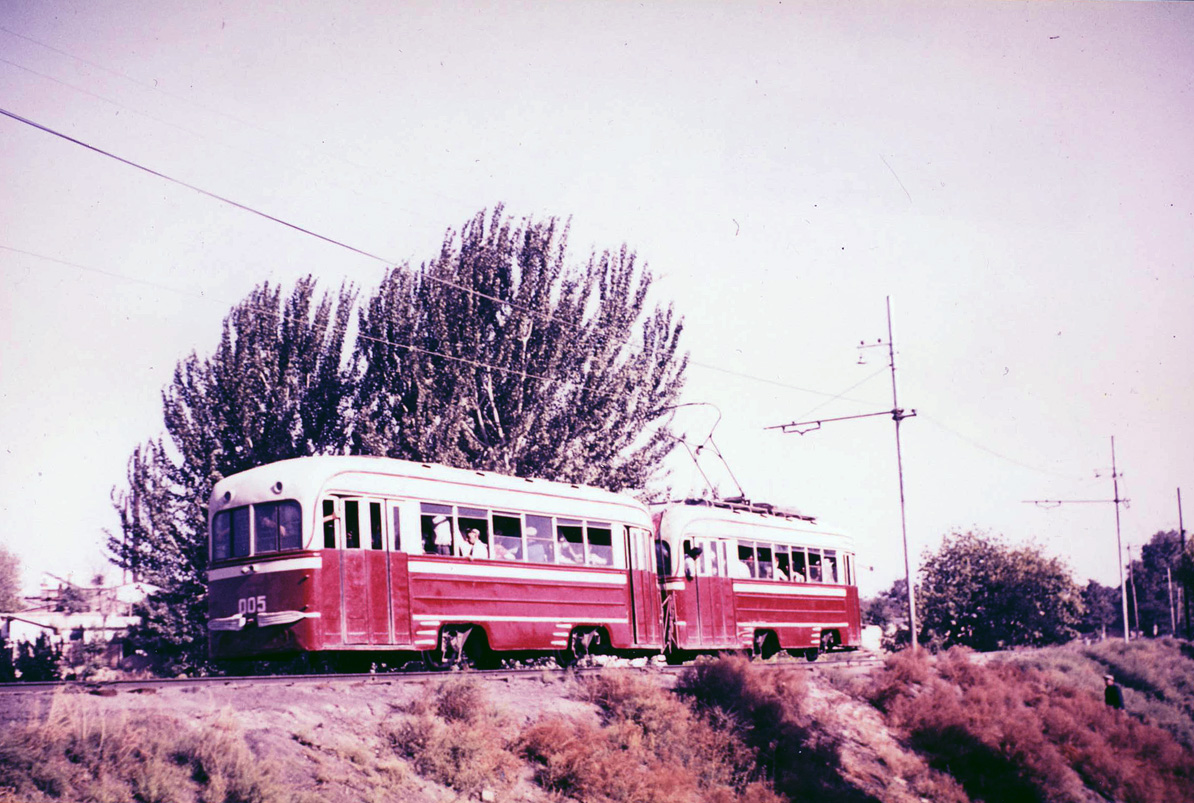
[207,456,663,665]
[654,499,861,660]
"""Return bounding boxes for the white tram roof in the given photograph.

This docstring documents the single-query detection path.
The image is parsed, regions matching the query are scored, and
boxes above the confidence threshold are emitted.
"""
[209,456,652,527]
[653,499,855,551]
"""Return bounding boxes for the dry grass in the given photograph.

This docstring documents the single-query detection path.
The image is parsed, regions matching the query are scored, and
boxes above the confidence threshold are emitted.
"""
[520,669,779,803]
[868,647,1194,803]
[382,676,521,797]
[0,694,285,803]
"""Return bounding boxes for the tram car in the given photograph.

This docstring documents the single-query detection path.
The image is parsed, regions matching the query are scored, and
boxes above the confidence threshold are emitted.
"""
[654,499,861,661]
[206,456,662,666]
[206,457,862,666]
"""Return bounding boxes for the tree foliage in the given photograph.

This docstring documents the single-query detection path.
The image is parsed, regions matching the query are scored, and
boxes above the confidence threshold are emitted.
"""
[108,208,688,673]
[1080,579,1122,638]
[0,545,21,612]
[353,207,686,490]
[918,531,1084,651]
[109,278,357,672]
[1125,530,1191,637]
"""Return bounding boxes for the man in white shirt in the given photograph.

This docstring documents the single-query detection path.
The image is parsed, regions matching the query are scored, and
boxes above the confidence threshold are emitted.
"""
[458,527,489,560]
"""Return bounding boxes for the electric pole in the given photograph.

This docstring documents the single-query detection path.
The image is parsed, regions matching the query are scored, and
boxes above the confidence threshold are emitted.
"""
[767,296,919,651]
[1024,436,1130,642]
[1180,488,1190,639]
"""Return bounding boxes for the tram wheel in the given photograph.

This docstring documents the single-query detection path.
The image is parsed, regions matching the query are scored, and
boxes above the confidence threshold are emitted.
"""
[753,631,780,661]
[427,625,494,670]
[557,627,603,668]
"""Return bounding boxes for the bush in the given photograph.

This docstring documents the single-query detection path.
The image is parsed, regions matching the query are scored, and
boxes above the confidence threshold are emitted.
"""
[0,695,284,803]
[678,657,887,803]
[520,668,780,803]
[13,635,60,682]
[867,648,1194,803]
[384,677,520,795]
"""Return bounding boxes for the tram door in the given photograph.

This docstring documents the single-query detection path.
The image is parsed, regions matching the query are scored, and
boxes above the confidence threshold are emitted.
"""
[338,497,390,645]
[625,527,662,646]
[691,539,734,647]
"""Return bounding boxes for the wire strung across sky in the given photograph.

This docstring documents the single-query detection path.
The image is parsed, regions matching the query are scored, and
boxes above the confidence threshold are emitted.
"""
[0,100,1084,482]
[0,105,581,333]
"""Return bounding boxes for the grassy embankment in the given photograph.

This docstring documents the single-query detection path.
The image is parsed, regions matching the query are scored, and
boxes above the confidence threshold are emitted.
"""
[1,638,1192,803]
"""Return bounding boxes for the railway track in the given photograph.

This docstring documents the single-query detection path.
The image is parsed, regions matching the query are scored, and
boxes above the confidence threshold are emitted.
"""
[0,651,885,697]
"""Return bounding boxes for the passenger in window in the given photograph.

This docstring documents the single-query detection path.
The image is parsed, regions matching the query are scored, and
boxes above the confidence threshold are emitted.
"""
[427,515,453,555]
[458,527,489,560]
[526,526,552,563]
[556,533,583,564]
[683,544,703,580]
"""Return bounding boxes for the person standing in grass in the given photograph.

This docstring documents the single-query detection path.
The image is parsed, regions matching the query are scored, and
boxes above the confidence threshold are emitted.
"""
[1104,674,1124,709]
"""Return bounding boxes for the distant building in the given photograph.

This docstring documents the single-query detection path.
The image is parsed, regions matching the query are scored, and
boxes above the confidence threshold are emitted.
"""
[1,575,155,670]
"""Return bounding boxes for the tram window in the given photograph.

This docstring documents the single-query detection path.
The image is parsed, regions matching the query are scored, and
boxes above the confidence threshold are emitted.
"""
[823,549,838,583]
[656,540,672,578]
[756,544,774,579]
[737,543,757,578]
[255,500,302,554]
[370,502,383,550]
[344,500,361,549]
[255,504,278,554]
[807,548,823,582]
[279,501,302,550]
[556,519,584,564]
[701,541,721,576]
[253,500,301,554]
[213,511,231,561]
[525,514,554,563]
[457,507,490,557]
[492,514,523,560]
[322,500,336,548]
[791,548,807,582]
[775,546,791,581]
[230,506,250,558]
[420,503,454,555]
[390,504,402,550]
[587,523,613,566]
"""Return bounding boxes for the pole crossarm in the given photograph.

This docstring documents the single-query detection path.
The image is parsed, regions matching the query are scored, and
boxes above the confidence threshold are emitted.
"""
[766,408,917,435]
[1022,498,1130,506]
[764,297,920,650]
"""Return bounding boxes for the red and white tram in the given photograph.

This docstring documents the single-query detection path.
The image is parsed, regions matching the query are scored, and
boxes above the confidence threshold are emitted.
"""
[655,499,861,660]
[206,456,662,665]
[206,457,861,666]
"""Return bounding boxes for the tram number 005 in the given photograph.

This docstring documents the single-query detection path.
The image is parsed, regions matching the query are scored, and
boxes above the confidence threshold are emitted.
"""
[237,596,267,615]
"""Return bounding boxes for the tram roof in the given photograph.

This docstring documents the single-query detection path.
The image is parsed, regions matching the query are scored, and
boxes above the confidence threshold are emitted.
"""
[209,455,650,521]
[652,498,853,548]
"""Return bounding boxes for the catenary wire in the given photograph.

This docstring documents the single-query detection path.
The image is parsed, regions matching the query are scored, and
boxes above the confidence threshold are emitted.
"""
[0,25,471,212]
[0,244,562,386]
[0,105,1084,478]
[0,105,580,332]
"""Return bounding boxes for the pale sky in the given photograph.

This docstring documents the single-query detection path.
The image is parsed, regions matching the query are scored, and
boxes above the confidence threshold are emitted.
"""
[1,0,1192,598]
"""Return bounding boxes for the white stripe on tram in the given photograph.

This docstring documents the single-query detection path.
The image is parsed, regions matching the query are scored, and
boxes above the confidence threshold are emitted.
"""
[732,582,848,597]
[407,560,627,585]
[737,621,850,630]
[411,614,628,625]
[208,556,322,582]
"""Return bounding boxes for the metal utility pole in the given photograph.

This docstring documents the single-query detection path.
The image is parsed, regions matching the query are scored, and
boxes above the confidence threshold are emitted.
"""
[766,296,919,651]
[1127,544,1140,636]
[1180,488,1190,639]
[1167,566,1176,637]
[1024,436,1130,642]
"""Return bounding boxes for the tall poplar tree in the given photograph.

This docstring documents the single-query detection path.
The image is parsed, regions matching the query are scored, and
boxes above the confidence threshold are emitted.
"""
[110,208,688,673]
[352,206,687,491]
[109,278,356,672]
